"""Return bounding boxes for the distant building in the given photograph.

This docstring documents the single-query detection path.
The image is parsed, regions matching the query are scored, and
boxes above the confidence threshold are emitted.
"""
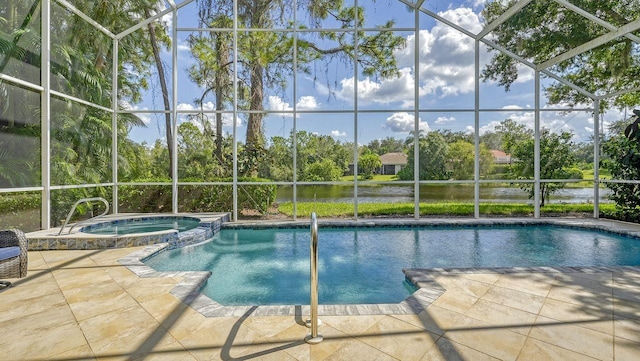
[346,152,408,176]
[379,152,408,175]
[490,150,511,164]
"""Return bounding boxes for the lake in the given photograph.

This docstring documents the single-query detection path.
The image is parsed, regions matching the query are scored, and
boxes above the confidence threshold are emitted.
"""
[275,184,611,204]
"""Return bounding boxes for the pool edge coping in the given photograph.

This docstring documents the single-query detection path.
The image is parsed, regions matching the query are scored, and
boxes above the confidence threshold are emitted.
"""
[118,217,640,318]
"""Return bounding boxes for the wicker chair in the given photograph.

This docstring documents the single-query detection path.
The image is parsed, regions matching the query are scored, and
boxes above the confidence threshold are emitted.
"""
[0,229,28,290]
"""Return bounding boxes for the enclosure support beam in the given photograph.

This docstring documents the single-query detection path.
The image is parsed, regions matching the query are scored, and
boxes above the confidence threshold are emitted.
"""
[554,0,640,44]
[292,1,298,221]
[172,9,179,214]
[534,71,541,218]
[593,99,601,219]
[41,0,51,229]
[232,0,239,222]
[474,40,480,219]
[478,0,533,39]
[538,18,640,71]
[112,39,119,214]
[353,0,360,220]
[413,6,421,220]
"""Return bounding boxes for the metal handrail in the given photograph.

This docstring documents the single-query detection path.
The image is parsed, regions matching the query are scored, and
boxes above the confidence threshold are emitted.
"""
[57,197,110,235]
[305,212,323,344]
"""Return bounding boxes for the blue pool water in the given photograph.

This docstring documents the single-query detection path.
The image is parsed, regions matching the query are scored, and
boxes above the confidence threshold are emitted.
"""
[80,216,201,235]
[144,225,640,305]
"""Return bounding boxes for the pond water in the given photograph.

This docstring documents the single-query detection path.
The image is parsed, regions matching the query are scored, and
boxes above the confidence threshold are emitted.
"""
[276,184,611,204]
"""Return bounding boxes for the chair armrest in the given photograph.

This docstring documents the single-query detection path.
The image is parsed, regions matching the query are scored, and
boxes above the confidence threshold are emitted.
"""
[0,229,28,255]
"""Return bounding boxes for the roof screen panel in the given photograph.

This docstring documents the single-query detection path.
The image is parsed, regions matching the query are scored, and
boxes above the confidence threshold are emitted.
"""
[483,0,611,66]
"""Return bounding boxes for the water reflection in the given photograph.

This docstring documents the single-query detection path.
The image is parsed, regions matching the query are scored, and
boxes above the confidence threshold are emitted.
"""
[277,184,611,204]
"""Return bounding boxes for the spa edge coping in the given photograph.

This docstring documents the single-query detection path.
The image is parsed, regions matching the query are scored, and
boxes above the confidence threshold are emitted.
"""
[25,212,231,250]
[116,217,640,318]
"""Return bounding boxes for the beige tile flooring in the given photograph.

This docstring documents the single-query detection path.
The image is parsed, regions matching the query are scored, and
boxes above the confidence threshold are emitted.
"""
[1,248,640,360]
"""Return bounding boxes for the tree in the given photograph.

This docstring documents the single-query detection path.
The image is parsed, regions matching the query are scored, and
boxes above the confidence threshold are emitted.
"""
[295,131,350,179]
[142,6,174,178]
[496,119,533,157]
[187,14,234,164]
[601,116,640,221]
[0,1,168,181]
[302,159,343,181]
[262,135,293,181]
[510,128,577,206]
[366,137,406,155]
[358,153,382,179]
[194,0,407,176]
[447,141,494,180]
[479,131,502,151]
[482,0,640,109]
[262,130,350,181]
[397,131,449,180]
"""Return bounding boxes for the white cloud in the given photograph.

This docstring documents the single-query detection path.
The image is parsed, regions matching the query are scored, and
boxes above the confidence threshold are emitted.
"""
[477,103,608,142]
[297,96,319,110]
[268,96,293,115]
[435,116,456,125]
[501,104,530,110]
[175,101,239,131]
[177,102,215,111]
[326,6,539,109]
[331,130,347,137]
[394,8,483,98]
[136,113,152,125]
[119,102,152,125]
[384,112,430,134]
[337,68,415,108]
[268,95,320,116]
[177,39,191,52]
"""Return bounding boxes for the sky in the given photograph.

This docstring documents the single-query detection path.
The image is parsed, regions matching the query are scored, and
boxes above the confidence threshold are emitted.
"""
[127,0,627,148]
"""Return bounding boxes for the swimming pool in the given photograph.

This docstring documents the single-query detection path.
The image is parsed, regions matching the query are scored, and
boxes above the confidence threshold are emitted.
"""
[144,223,640,306]
[80,216,201,235]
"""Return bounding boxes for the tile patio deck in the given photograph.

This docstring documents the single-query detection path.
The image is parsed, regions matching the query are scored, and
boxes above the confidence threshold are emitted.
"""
[2,223,640,360]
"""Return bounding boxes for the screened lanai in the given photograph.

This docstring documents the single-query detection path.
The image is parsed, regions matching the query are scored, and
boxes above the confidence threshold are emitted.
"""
[1,0,640,231]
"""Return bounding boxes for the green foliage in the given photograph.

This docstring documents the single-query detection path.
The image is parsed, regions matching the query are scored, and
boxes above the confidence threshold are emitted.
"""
[191,1,406,175]
[447,141,494,180]
[118,178,277,214]
[261,130,352,181]
[358,153,382,179]
[0,193,39,213]
[601,117,640,222]
[0,193,41,231]
[366,137,406,155]
[50,187,112,227]
[565,167,585,180]
[510,128,577,206]
[302,159,343,181]
[398,131,449,180]
[481,0,640,109]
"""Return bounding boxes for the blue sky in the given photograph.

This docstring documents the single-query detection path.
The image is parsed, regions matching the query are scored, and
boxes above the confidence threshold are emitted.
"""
[126,0,625,148]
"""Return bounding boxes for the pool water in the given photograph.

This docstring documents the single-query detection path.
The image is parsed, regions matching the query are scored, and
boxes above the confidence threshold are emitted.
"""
[81,217,201,235]
[144,225,640,305]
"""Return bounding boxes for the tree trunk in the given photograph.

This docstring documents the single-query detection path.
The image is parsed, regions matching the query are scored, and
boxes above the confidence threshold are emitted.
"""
[213,34,228,163]
[145,9,173,178]
[245,62,265,177]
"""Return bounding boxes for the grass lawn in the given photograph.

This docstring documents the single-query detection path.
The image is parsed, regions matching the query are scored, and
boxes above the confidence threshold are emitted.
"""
[277,201,615,218]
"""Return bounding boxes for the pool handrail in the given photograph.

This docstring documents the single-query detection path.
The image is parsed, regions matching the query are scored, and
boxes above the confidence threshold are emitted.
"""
[57,197,110,235]
[305,212,323,344]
